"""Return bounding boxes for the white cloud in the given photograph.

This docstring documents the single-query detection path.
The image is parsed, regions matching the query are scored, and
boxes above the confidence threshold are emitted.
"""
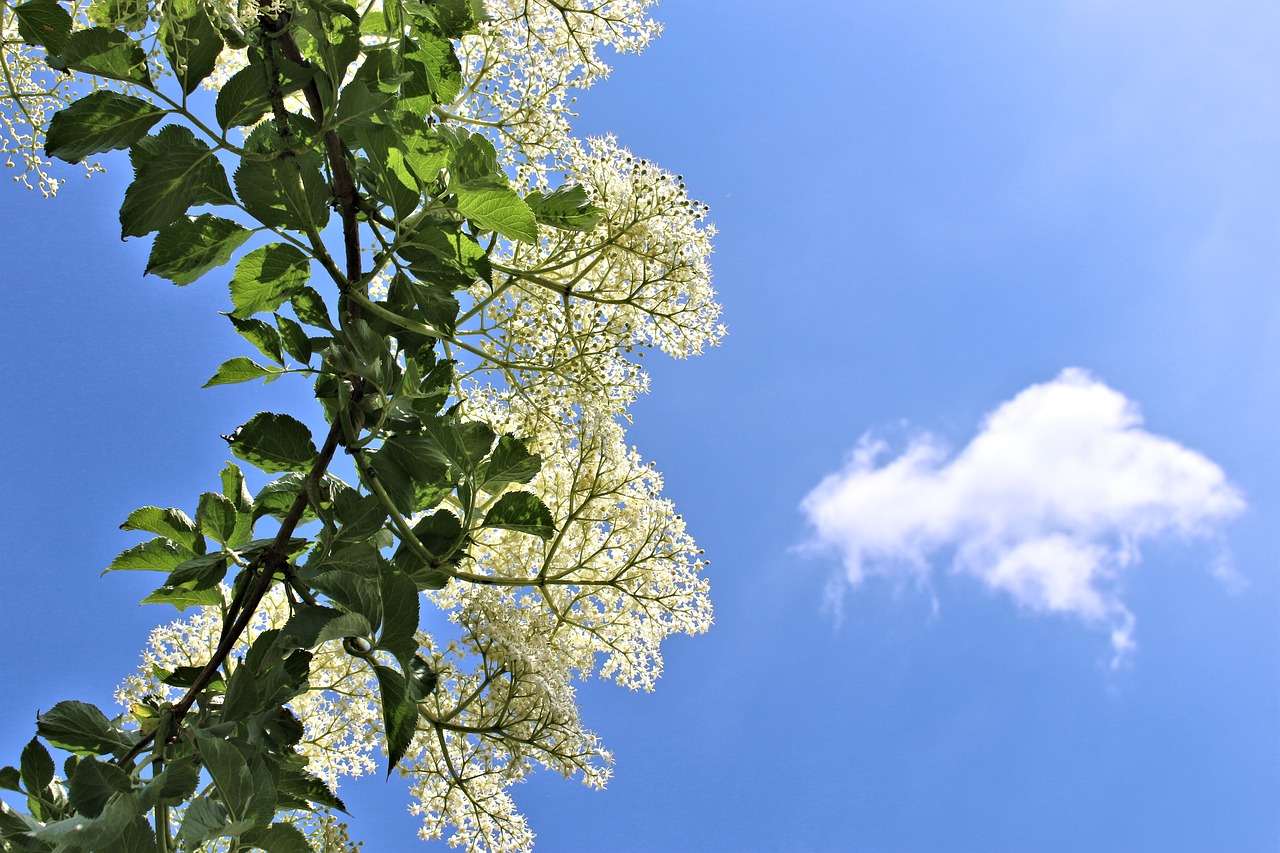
[801,369,1245,662]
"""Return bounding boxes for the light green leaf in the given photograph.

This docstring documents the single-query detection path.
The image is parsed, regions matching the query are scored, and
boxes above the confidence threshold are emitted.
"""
[204,356,282,387]
[36,701,130,756]
[454,186,537,243]
[159,0,222,95]
[196,491,237,546]
[140,585,221,610]
[227,314,285,365]
[525,183,603,232]
[479,434,541,492]
[120,505,199,553]
[230,243,311,317]
[45,90,164,162]
[106,537,187,573]
[146,215,251,286]
[120,125,232,237]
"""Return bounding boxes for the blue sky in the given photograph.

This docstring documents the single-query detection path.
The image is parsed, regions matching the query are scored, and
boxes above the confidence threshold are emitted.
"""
[2,1,1277,850]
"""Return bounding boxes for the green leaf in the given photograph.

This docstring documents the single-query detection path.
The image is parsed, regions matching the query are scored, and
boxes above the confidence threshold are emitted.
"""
[275,765,345,813]
[36,701,129,756]
[401,31,463,109]
[106,537,187,573]
[392,509,462,588]
[399,220,491,286]
[235,155,331,233]
[147,214,251,286]
[247,822,312,853]
[120,125,233,237]
[253,473,318,523]
[454,186,537,243]
[0,765,21,791]
[224,412,318,474]
[177,795,232,847]
[140,584,221,610]
[160,0,223,95]
[220,461,254,547]
[290,286,334,331]
[482,490,554,539]
[196,491,237,546]
[408,654,438,700]
[155,758,199,805]
[283,605,372,648]
[14,0,72,53]
[120,506,199,553]
[230,243,311,317]
[333,491,388,543]
[45,90,164,162]
[19,739,53,797]
[373,665,417,776]
[48,27,150,85]
[68,757,130,818]
[195,734,254,821]
[366,435,452,515]
[87,0,148,31]
[303,567,381,628]
[275,314,312,363]
[422,417,495,473]
[377,566,418,664]
[480,434,541,492]
[204,356,283,387]
[525,183,603,232]
[165,552,228,589]
[227,314,285,365]
[220,665,258,724]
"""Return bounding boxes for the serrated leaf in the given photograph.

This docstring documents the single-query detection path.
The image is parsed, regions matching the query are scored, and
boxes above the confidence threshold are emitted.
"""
[303,568,381,628]
[480,434,541,492]
[483,490,554,539]
[120,506,199,553]
[204,356,282,387]
[195,734,254,820]
[276,765,345,813]
[290,286,334,331]
[155,758,199,805]
[140,584,221,610]
[165,552,228,589]
[14,0,72,53]
[177,795,231,847]
[373,665,417,776]
[230,243,311,317]
[160,0,222,95]
[0,765,21,791]
[19,739,53,797]
[247,822,312,853]
[367,435,452,515]
[106,537,187,573]
[120,125,232,237]
[45,90,164,162]
[275,314,312,363]
[227,314,285,365]
[225,412,318,474]
[235,155,331,233]
[68,757,130,818]
[378,566,418,664]
[454,185,537,243]
[525,182,603,232]
[49,27,150,84]
[36,702,129,756]
[196,491,237,546]
[147,214,251,286]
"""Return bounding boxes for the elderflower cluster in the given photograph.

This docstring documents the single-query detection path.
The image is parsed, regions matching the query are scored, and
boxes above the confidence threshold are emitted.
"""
[0,0,103,194]
[451,0,662,184]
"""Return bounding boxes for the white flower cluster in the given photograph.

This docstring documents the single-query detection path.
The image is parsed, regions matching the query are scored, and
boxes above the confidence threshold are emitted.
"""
[0,0,102,194]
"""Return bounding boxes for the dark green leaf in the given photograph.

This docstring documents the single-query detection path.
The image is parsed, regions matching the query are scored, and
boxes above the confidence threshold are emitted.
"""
[290,286,334,331]
[155,758,199,805]
[480,434,541,492]
[36,702,129,756]
[164,551,228,589]
[401,31,462,109]
[106,537,187,573]
[49,27,150,85]
[275,314,312,363]
[195,734,254,820]
[160,0,223,95]
[483,490,554,539]
[0,765,21,792]
[19,739,53,797]
[234,155,331,233]
[120,125,232,237]
[196,491,237,546]
[230,243,311,317]
[276,765,345,813]
[177,795,231,847]
[147,214,251,286]
[303,567,381,628]
[97,815,158,853]
[378,566,418,664]
[68,757,130,818]
[392,509,462,588]
[120,506,199,553]
[373,665,417,776]
[408,654,438,700]
[14,0,72,53]
[227,314,285,365]
[253,473,317,522]
[366,435,452,515]
[247,822,312,853]
[334,492,388,543]
[215,61,270,129]
[45,90,163,162]
[220,665,258,723]
[422,417,495,473]
[225,412,318,474]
